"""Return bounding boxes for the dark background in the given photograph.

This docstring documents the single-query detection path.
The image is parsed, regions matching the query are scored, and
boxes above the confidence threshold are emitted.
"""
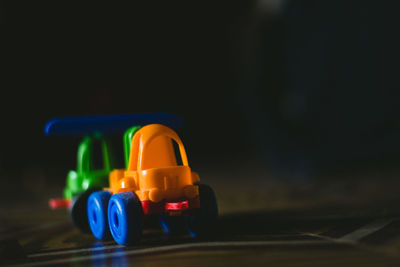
[2,0,400,188]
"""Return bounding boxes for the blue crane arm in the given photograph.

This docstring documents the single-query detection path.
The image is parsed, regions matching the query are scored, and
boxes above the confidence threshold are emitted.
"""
[44,113,183,136]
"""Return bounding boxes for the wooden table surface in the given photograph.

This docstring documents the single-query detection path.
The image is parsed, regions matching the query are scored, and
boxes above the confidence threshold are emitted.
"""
[1,167,400,266]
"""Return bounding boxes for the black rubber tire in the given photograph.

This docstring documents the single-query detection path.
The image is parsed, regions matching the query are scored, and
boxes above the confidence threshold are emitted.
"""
[69,187,101,233]
[187,184,218,238]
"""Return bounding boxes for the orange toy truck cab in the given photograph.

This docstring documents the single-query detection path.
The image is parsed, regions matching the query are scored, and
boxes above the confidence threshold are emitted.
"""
[108,124,200,214]
[87,123,218,245]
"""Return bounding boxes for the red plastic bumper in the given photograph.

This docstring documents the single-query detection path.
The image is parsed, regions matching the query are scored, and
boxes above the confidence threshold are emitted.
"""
[49,198,71,209]
[141,196,200,215]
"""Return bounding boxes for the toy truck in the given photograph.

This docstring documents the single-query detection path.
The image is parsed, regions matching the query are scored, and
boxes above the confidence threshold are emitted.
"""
[87,124,218,245]
[48,133,114,232]
[45,114,183,233]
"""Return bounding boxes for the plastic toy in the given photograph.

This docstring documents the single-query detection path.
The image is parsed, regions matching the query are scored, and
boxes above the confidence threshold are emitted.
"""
[49,133,114,232]
[87,124,218,245]
[45,114,183,232]
[63,134,113,201]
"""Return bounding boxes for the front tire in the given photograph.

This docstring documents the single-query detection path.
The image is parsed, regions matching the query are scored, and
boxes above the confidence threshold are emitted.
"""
[108,191,143,245]
[187,184,218,237]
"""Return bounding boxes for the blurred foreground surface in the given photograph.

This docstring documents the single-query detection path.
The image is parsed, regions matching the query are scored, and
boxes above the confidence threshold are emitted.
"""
[1,166,400,266]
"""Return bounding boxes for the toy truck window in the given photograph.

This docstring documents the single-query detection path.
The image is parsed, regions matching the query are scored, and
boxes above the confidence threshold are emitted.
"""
[172,140,183,166]
[91,139,105,170]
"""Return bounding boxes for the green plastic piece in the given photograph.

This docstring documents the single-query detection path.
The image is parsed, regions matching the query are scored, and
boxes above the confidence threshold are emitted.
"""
[123,126,142,168]
[64,133,114,199]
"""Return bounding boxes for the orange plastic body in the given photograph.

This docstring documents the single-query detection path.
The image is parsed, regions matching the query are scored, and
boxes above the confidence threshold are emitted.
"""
[107,124,200,214]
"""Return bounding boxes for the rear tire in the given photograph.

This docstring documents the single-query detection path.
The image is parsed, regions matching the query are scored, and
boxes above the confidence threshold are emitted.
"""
[87,191,111,240]
[70,187,100,233]
[108,192,143,245]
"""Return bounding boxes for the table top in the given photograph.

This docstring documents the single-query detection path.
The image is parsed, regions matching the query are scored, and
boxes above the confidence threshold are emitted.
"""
[2,166,400,266]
